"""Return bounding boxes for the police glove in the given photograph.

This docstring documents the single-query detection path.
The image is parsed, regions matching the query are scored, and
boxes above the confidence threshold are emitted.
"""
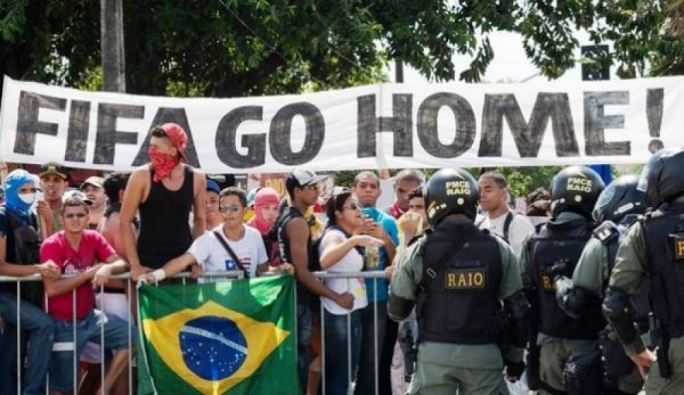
[504,359,525,382]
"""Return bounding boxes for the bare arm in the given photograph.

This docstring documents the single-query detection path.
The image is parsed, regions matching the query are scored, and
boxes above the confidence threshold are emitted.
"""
[120,169,147,278]
[0,236,59,277]
[192,170,206,238]
[319,233,383,269]
[43,264,100,297]
[288,218,342,300]
[162,253,197,277]
[140,253,199,283]
[104,254,129,273]
[320,234,358,269]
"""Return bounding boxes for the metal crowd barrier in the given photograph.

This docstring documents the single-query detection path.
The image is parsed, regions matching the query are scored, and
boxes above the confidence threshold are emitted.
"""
[0,271,391,395]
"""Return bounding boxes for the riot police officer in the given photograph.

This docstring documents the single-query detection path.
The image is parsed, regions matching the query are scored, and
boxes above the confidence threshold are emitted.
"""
[603,147,684,393]
[388,168,529,394]
[555,174,648,394]
[519,165,605,394]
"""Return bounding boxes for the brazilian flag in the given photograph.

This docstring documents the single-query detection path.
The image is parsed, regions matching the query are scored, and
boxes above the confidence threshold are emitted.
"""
[138,275,299,394]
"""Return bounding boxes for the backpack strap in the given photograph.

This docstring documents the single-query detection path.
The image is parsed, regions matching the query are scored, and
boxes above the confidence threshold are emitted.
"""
[503,211,515,243]
[212,230,249,276]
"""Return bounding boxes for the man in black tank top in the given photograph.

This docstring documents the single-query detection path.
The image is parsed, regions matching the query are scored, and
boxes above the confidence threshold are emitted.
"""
[277,169,355,393]
[120,123,206,280]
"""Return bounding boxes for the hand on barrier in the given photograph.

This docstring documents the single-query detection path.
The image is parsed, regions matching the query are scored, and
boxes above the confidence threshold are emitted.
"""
[190,263,204,279]
[92,264,112,288]
[269,263,294,275]
[384,265,395,280]
[35,260,60,279]
[138,269,166,287]
[131,265,153,282]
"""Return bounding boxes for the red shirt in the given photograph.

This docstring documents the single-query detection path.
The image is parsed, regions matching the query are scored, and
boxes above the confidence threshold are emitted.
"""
[40,230,116,321]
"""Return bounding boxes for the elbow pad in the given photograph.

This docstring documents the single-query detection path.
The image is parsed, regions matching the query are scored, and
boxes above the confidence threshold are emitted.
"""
[559,285,598,320]
[388,294,415,322]
[504,291,531,348]
[603,286,638,345]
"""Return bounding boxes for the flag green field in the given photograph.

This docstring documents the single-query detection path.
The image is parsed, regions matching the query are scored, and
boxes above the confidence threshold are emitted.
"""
[137,275,299,394]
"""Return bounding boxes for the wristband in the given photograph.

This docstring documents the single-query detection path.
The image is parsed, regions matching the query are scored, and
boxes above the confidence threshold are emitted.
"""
[152,269,166,282]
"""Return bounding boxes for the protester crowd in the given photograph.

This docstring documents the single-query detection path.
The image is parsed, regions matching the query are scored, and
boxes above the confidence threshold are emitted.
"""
[0,122,680,395]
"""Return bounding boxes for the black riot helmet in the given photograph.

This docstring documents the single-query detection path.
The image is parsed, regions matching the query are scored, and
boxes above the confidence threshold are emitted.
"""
[592,174,646,223]
[550,165,605,219]
[637,147,684,208]
[424,168,479,227]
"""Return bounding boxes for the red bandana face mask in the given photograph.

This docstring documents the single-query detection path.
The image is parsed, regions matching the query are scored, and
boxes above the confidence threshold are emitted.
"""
[148,147,180,182]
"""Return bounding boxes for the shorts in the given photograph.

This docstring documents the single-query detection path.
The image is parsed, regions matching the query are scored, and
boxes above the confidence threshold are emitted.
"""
[50,310,136,392]
[80,292,132,364]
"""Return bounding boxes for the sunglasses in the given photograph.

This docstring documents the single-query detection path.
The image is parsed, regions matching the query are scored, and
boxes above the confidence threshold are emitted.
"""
[219,204,241,213]
[64,212,87,220]
[343,203,360,211]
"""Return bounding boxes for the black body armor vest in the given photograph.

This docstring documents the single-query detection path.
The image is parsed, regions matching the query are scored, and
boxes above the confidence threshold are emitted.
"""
[418,222,503,345]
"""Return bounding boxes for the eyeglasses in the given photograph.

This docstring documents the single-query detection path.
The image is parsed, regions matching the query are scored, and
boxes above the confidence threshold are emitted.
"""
[344,203,360,211]
[219,204,241,213]
[64,213,87,220]
[301,185,318,191]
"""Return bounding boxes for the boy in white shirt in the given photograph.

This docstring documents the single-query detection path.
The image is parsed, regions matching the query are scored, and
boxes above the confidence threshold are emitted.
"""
[141,187,292,283]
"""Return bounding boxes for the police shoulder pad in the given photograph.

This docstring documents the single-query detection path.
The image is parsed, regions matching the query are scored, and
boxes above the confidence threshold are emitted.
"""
[593,221,619,245]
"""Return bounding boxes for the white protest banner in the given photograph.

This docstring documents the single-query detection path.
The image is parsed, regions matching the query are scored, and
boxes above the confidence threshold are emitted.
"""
[1,75,681,173]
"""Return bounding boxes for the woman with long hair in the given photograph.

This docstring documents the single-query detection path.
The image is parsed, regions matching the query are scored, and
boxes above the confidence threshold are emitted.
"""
[318,189,383,395]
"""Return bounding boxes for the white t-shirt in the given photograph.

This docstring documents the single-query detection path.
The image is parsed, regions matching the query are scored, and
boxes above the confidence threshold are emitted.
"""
[318,228,368,315]
[479,211,535,257]
[187,224,267,281]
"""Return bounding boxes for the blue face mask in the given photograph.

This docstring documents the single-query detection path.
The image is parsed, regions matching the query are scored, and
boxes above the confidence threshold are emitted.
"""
[4,169,36,217]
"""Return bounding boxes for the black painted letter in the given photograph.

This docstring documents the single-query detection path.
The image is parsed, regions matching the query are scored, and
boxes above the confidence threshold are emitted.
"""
[417,93,475,158]
[15,91,66,155]
[584,91,630,156]
[215,106,265,168]
[269,103,324,166]
[357,94,412,157]
[479,93,579,158]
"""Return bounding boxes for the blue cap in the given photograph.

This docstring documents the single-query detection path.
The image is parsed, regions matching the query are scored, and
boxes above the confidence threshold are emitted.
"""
[206,179,221,195]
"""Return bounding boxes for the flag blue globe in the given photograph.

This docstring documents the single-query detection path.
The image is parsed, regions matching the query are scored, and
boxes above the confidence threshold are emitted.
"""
[179,316,248,380]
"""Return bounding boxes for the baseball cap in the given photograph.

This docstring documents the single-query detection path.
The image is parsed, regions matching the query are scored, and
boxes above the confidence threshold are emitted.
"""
[62,188,93,205]
[38,162,69,180]
[158,123,188,160]
[81,176,104,190]
[206,179,221,195]
[286,168,324,190]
